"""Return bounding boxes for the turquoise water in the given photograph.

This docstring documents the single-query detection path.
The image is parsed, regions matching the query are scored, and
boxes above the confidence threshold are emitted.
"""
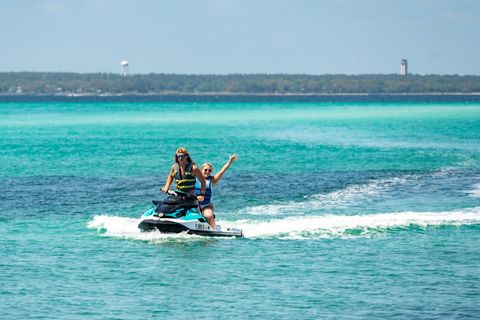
[1,97,480,319]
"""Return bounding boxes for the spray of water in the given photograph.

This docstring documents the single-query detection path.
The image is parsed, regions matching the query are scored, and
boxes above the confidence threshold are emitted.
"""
[88,206,480,241]
[236,208,480,239]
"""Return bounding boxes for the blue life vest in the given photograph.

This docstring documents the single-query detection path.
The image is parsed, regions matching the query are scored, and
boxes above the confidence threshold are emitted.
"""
[195,176,212,206]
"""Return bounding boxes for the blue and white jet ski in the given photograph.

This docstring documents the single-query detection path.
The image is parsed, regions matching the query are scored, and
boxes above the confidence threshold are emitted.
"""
[138,190,243,237]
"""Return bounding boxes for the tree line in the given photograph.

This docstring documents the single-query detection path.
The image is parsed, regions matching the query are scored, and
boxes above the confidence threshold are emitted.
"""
[1,72,479,95]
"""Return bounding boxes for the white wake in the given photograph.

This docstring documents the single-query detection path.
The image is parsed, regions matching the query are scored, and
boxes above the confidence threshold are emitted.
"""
[237,207,480,239]
[87,215,207,243]
[88,207,480,241]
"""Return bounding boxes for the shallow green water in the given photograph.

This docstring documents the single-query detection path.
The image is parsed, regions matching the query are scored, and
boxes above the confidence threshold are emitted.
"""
[1,98,480,319]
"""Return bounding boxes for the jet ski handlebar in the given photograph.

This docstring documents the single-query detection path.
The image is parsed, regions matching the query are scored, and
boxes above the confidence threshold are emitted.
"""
[163,189,197,201]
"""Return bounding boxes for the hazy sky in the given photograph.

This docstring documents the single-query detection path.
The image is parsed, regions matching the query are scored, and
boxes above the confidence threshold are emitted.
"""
[1,0,479,75]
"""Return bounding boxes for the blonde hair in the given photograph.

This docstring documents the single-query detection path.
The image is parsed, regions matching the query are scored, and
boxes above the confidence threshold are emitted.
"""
[201,162,213,171]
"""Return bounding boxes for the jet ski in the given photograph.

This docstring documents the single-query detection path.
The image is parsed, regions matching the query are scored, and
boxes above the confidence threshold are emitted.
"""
[138,190,243,237]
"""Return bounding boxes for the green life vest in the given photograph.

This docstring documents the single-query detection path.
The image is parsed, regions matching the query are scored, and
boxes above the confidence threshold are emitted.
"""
[173,162,196,193]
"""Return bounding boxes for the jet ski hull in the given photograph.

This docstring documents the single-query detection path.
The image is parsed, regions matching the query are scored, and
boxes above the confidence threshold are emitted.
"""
[138,217,243,238]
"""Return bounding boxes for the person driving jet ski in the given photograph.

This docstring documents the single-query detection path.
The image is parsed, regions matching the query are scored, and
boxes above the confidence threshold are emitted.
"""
[161,147,206,203]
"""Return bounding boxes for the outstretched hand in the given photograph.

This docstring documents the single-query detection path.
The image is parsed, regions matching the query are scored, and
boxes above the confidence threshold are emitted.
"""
[229,154,237,163]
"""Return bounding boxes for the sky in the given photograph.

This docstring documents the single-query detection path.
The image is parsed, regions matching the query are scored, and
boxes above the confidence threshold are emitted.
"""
[1,0,479,75]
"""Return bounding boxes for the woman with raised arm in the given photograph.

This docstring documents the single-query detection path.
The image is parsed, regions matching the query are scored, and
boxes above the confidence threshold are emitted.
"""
[194,154,237,230]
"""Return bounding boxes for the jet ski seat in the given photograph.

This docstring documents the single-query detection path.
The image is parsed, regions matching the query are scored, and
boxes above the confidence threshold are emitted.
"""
[153,193,199,218]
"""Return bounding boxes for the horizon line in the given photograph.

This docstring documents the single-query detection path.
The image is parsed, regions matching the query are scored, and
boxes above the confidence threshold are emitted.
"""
[1,71,479,77]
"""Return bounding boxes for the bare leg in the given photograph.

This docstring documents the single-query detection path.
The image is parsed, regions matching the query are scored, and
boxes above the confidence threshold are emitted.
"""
[201,206,217,230]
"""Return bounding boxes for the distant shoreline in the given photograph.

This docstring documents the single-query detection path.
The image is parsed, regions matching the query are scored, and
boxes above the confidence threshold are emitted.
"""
[1,92,480,97]
[2,72,480,97]
[2,92,480,104]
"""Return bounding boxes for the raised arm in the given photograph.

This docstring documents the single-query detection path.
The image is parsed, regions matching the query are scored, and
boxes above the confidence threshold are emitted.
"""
[212,154,237,186]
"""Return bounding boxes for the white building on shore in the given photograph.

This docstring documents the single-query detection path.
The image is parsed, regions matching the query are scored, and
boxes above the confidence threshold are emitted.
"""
[400,59,408,75]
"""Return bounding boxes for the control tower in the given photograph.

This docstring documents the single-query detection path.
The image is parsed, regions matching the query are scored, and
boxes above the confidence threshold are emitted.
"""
[400,59,408,75]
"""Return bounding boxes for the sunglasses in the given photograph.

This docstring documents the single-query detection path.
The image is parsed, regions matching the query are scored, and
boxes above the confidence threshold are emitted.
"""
[176,154,186,159]
[203,169,212,172]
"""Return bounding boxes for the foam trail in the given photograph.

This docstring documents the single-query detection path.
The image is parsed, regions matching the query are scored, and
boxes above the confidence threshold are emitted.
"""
[238,207,480,239]
[87,215,205,242]
[88,207,480,241]
[245,176,412,216]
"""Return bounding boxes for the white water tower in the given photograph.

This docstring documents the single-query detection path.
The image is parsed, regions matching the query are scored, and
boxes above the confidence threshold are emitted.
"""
[120,60,129,76]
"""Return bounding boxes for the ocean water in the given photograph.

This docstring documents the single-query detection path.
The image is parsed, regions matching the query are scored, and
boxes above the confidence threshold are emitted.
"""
[1,96,480,319]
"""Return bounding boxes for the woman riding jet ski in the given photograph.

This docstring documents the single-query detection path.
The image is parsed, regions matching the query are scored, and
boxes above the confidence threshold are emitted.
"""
[137,190,243,237]
[138,147,242,237]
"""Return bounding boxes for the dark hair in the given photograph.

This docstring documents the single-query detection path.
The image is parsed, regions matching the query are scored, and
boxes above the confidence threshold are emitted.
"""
[174,147,192,163]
